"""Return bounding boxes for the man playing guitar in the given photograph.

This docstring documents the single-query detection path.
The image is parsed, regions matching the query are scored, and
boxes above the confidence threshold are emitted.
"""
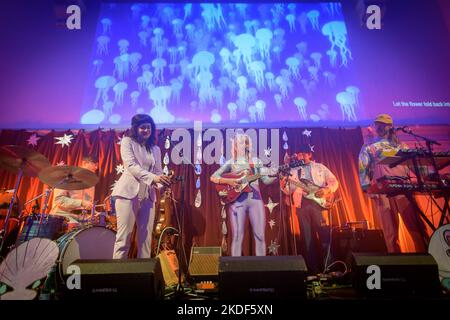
[281,145,339,274]
[210,133,276,256]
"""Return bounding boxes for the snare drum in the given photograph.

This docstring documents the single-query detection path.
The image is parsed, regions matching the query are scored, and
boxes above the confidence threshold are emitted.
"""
[56,226,116,279]
[17,214,67,244]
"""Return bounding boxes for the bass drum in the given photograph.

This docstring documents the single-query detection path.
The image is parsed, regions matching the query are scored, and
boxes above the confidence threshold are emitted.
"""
[56,226,116,279]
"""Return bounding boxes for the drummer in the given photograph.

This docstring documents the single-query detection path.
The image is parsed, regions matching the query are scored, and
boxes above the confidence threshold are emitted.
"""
[49,156,98,227]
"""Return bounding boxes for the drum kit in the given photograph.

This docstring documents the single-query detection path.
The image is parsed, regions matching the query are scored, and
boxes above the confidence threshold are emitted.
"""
[0,145,117,298]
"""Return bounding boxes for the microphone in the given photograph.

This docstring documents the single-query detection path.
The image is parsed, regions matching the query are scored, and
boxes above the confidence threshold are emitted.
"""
[390,126,411,134]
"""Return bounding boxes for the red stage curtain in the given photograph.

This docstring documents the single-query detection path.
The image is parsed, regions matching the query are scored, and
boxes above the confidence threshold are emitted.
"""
[1,126,447,256]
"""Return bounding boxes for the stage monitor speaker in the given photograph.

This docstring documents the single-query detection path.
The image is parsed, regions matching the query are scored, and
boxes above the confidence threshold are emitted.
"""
[61,258,165,300]
[219,256,307,300]
[352,253,441,298]
[188,246,221,281]
[332,228,387,268]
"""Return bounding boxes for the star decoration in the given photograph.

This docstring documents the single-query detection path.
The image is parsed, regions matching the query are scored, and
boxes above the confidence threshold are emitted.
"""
[27,133,40,147]
[264,147,272,157]
[269,219,276,229]
[115,164,124,175]
[309,144,315,152]
[268,239,280,255]
[302,129,312,137]
[264,197,279,214]
[110,180,118,191]
[56,161,65,166]
[117,136,123,145]
[55,134,74,147]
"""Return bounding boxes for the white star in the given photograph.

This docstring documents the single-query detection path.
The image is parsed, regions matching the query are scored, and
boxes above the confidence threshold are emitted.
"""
[302,129,312,137]
[110,180,118,191]
[115,164,124,175]
[55,134,74,147]
[27,133,40,147]
[268,239,280,255]
[309,144,315,152]
[264,147,272,157]
[265,197,279,214]
[56,161,65,166]
[269,219,276,229]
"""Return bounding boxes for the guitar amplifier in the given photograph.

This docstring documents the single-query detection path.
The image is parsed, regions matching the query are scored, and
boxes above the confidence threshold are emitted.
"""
[331,228,387,269]
[188,246,221,281]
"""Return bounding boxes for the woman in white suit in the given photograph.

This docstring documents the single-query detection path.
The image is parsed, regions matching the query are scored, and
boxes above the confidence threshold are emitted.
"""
[112,114,171,259]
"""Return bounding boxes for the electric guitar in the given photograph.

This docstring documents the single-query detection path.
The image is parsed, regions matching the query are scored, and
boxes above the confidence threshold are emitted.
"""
[286,178,335,209]
[215,160,304,205]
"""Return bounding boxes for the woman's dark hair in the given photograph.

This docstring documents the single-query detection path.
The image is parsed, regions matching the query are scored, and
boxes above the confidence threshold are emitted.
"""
[127,114,156,151]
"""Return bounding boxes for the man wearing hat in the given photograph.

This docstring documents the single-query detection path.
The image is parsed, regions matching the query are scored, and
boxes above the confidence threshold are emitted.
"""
[281,145,339,274]
[358,114,427,252]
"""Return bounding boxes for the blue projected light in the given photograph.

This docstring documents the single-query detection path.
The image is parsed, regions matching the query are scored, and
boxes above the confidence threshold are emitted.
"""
[81,2,360,126]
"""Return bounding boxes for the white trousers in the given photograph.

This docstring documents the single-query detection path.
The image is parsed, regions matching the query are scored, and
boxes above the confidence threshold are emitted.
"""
[113,197,156,259]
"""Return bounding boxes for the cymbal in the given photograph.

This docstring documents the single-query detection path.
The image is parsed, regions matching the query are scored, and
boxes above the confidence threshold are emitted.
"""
[38,165,99,190]
[0,145,51,177]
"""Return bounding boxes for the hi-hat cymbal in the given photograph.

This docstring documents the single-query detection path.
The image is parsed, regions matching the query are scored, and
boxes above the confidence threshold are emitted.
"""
[0,145,51,177]
[38,165,99,190]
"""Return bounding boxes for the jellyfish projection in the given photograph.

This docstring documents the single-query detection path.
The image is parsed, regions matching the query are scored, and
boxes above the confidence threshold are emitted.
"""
[308,66,319,81]
[307,10,320,31]
[255,100,266,121]
[346,86,360,109]
[336,91,357,121]
[244,20,253,34]
[149,86,175,123]
[152,58,167,84]
[249,61,266,90]
[274,94,283,109]
[272,46,282,63]
[101,18,111,34]
[129,53,142,73]
[326,49,338,68]
[102,101,113,116]
[131,4,142,20]
[113,82,128,106]
[213,88,224,108]
[183,3,192,21]
[233,33,256,70]
[130,91,140,107]
[94,75,116,108]
[237,76,249,111]
[170,79,183,104]
[197,71,214,108]
[141,15,150,30]
[227,102,237,120]
[192,51,215,76]
[286,57,300,80]
[113,54,130,80]
[310,52,322,69]
[185,24,195,41]
[255,28,273,62]
[323,71,336,87]
[298,12,308,34]
[248,105,257,122]
[219,48,233,76]
[321,3,341,17]
[286,14,296,32]
[275,76,289,99]
[97,36,110,56]
[151,28,164,53]
[92,59,103,75]
[138,31,149,47]
[201,4,226,31]
[235,3,248,18]
[118,39,129,55]
[322,21,352,67]
[265,72,276,91]
[211,109,222,124]
[296,42,308,56]
[294,97,307,120]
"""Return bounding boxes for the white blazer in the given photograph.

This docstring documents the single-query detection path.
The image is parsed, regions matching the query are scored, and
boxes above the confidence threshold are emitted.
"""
[112,136,163,201]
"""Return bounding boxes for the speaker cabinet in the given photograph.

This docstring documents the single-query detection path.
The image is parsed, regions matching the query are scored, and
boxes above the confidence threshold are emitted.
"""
[219,256,307,300]
[352,253,441,298]
[61,258,165,300]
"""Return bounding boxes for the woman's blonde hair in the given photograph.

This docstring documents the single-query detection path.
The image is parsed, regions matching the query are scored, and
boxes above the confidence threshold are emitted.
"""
[231,133,253,162]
